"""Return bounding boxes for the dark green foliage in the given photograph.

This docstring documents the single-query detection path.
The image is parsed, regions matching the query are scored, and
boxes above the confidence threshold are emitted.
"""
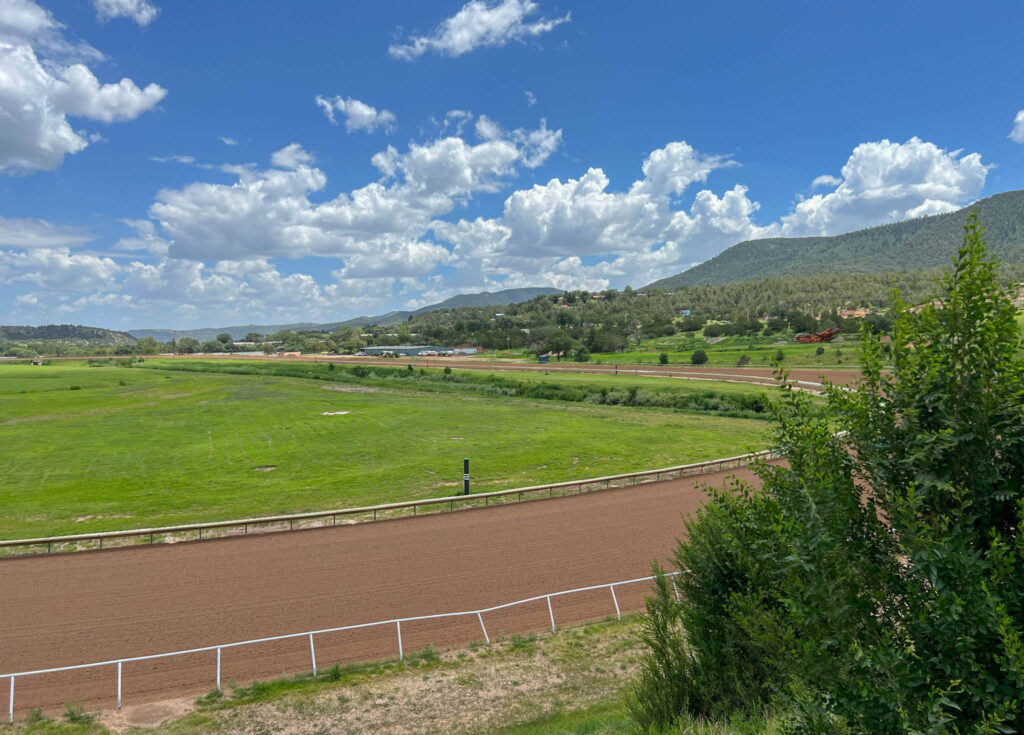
[690,350,708,365]
[773,349,784,362]
[0,323,136,346]
[635,213,1024,733]
[650,190,1024,288]
[659,352,669,365]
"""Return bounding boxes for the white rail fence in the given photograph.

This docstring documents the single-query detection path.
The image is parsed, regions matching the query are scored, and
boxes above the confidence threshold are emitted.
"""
[3,571,684,722]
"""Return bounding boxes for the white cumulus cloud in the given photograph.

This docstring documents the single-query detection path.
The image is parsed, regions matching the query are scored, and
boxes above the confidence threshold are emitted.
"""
[389,0,569,60]
[0,0,166,174]
[781,137,988,236]
[92,0,159,26]
[148,119,560,271]
[315,95,397,134]
[1011,109,1024,143]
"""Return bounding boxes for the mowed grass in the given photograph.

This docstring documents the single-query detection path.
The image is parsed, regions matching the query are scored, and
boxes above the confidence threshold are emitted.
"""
[0,363,768,539]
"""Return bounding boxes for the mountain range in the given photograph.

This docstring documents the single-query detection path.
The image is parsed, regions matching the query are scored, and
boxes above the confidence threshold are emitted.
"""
[648,190,1024,290]
[128,287,561,342]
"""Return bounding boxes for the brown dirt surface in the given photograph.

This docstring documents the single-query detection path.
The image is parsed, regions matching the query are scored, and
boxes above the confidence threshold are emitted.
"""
[0,464,770,719]
[60,353,859,387]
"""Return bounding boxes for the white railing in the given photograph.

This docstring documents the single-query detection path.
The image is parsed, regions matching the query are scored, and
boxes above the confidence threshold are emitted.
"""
[0,450,776,554]
[3,571,685,722]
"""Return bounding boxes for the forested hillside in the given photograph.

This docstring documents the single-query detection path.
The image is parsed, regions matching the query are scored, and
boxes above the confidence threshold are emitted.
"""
[0,324,136,346]
[650,189,1024,288]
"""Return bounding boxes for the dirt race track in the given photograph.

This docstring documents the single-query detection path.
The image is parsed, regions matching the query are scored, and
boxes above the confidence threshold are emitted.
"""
[0,464,770,718]
[158,353,861,388]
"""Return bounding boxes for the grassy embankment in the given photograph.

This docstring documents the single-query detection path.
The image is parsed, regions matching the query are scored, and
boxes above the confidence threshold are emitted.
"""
[0,362,770,539]
[4,616,777,735]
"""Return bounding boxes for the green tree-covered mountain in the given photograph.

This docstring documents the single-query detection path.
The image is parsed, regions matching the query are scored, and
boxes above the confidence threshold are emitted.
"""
[648,189,1024,289]
[0,324,136,346]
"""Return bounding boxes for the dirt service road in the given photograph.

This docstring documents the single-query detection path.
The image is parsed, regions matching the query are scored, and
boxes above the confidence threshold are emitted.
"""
[0,464,769,716]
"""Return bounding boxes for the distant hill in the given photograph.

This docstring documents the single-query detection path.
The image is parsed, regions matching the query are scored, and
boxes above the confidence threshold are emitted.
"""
[130,287,561,342]
[648,190,1024,289]
[0,324,136,346]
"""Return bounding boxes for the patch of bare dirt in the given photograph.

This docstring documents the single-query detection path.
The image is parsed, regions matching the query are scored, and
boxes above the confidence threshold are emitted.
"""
[160,393,193,400]
[102,696,193,732]
[322,384,379,393]
[252,466,277,472]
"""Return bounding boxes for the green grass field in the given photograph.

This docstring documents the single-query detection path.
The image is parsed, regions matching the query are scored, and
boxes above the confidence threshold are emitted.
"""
[0,362,769,539]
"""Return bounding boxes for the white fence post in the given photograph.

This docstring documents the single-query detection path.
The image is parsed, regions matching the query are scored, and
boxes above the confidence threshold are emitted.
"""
[476,612,489,644]
[116,661,122,709]
[308,633,317,676]
[216,647,221,691]
[609,585,621,620]
[546,596,556,632]
[8,675,13,724]
[671,580,681,603]
[396,621,403,661]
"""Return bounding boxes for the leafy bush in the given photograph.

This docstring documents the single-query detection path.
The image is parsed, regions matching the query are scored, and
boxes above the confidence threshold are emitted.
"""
[62,702,95,724]
[690,349,708,365]
[659,352,669,364]
[634,214,1024,733]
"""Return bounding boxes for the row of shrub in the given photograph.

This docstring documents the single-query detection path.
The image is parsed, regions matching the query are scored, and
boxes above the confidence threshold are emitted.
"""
[136,359,773,419]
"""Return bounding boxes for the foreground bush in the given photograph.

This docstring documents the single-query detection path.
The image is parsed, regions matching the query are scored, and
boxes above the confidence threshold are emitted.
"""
[633,213,1024,734]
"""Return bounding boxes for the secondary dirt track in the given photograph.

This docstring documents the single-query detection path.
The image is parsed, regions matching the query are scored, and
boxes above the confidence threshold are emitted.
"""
[130,353,862,388]
[0,464,770,718]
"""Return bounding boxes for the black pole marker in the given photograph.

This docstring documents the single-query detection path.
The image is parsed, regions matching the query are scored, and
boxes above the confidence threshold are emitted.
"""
[463,457,470,495]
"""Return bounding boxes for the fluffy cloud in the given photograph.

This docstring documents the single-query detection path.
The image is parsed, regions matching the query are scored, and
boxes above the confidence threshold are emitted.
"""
[1011,109,1024,143]
[451,141,761,270]
[3,128,991,328]
[149,117,560,271]
[0,216,93,248]
[389,0,569,60]
[315,95,397,134]
[0,1,166,174]
[780,137,988,236]
[92,0,159,26]
[0,248,119,293]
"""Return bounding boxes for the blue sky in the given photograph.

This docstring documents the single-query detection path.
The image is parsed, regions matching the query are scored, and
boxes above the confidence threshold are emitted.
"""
[1,0,1023,330]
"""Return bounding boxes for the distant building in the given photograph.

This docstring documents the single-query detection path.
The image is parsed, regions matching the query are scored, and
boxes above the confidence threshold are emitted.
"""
[679,309,691,316]
[278,351,301,357]
[359,345,455,357]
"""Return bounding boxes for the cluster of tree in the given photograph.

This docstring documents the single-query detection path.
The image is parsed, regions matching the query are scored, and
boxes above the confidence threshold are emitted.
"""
[361,267,1021,355]
[632,216,1024,733]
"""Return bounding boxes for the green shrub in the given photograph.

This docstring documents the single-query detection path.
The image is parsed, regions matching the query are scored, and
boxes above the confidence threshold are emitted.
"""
[690,350,708,365]
[634,213,1024,734]
[659,352,669,365]
[62,702,95,724]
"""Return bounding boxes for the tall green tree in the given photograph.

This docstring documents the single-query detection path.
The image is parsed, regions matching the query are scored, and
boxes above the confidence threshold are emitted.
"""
[632,213,1024,734]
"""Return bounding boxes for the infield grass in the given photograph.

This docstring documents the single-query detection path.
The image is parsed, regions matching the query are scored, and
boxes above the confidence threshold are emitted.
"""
[0,363,768,539]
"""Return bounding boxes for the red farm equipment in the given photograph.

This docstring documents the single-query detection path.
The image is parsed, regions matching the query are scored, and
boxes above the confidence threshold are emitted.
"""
[795,327,841,344]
